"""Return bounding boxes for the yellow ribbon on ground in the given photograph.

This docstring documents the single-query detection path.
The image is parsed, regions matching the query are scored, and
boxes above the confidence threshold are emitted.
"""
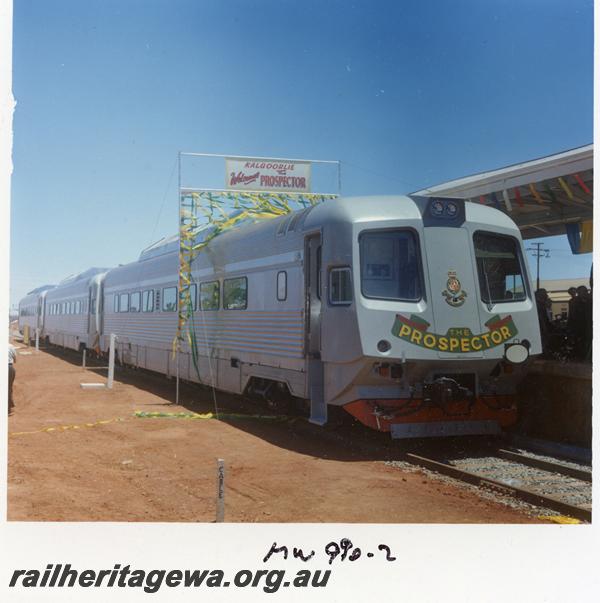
[9,417,124,437]
[134,410,291,422]
[537,515,582,525]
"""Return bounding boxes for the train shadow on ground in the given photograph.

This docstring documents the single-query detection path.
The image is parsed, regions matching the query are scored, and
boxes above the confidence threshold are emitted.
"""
[39,345,505,463]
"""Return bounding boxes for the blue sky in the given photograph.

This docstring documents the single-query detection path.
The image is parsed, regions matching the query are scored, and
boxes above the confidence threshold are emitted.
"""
[10,0,594,306]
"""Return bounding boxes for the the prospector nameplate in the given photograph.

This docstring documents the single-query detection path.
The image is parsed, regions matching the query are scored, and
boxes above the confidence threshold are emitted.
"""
[225,157,311,193]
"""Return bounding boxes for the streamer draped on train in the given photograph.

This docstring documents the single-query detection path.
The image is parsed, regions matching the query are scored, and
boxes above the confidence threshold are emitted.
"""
[173,190,337,381]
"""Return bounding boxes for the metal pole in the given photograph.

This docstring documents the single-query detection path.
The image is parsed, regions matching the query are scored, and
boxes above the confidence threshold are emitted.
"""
[176,351,180,405]
[536,243,541,291]
[82,348,86,369]
[216,458,225,522]
[176,150,181,406]
[35,328,39,352]
[107,333,116,389]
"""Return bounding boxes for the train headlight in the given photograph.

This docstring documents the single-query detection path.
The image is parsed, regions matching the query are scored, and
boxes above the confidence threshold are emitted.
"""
[430,200,445,217]
[445,201,458,217]
[504,342,529,365]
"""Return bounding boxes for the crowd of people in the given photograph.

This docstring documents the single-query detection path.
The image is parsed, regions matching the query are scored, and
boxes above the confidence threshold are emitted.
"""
[535,285,593,362]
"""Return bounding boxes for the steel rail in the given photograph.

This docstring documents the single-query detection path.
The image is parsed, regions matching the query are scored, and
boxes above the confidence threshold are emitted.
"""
[404,452,592,523]
[497,448,592,483]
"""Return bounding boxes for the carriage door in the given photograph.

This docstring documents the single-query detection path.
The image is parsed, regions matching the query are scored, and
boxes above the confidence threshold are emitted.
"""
[305,233,326,425]
[87,285,95,340]
[37,297,43,333]
[88,281,102,349]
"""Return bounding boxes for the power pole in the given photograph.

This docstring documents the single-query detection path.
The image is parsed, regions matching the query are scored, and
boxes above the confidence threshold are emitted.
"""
[526,242,550,291]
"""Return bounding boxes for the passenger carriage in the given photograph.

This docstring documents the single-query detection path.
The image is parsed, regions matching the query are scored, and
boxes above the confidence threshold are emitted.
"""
[17,285,53,343]
[43,268,109,351]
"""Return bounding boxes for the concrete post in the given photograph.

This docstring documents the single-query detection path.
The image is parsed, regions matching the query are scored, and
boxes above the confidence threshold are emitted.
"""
[107,333,116,389]
[216,458,225,523]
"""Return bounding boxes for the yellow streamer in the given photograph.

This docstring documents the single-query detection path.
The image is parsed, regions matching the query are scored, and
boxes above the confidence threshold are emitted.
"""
[9,417,125,437]
[134,410,290,421]
[537,515,582,525]
[172,190,338,359]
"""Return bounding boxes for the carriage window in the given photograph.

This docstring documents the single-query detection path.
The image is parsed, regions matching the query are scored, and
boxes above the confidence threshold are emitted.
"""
[223,277,247,310]
[114,295,119,313]
[142,289,154,312]
[119,293,129,312]
[329,267,353,305]
[360,230,422,301]
[130,291,141,312]
[162,287,177,312]
[75,300,81,314]
[277,271,287,301]
[199,281,220,310]
[474,232,527,304]
[91,299,96,314]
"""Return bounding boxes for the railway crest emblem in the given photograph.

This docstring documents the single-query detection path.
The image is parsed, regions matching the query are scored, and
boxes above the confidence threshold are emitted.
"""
[442,271,467,307]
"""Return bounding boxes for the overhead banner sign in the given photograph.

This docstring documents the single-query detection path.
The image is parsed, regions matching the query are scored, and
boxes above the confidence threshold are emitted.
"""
[225,157,311,193]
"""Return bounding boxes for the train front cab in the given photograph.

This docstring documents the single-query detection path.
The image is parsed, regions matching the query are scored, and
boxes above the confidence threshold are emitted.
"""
[342,197,542,438]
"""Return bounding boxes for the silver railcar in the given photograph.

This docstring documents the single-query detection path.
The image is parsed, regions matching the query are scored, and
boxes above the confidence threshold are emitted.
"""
[21,196,542,437]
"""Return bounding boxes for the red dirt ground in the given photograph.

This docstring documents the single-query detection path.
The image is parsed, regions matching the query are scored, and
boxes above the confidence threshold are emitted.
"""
[7,343,541,523]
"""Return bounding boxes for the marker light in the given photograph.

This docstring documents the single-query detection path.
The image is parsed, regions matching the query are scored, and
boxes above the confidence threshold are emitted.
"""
[504,343,529,364]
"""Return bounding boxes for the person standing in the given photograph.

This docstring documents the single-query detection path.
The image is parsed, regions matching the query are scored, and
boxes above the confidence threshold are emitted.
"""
[535,289,552,356]
[567,287,578,330]
[8,343,16,414]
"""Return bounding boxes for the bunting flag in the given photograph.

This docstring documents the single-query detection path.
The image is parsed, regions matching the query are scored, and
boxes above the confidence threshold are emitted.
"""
[528,183,544,205]
[490,191,501,209]
[580,220,593,253]
[513,186,524,208]
[479,195,486,204]
[566,222,581,253]
[501,189,512,212]
[566,221,594,254]
[558,177,574,200]
[172,190,337,377]
[574,173,591,195]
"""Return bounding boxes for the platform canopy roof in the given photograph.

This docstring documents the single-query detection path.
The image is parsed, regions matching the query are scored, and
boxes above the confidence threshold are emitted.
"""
[413,144,593,241]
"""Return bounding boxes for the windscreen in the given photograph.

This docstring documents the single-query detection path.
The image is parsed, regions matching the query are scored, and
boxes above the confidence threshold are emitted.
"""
[360,230,422,301]
[473,231,527,303]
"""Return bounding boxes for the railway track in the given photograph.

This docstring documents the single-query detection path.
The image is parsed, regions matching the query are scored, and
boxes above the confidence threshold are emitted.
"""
[203,387,595,523]
[398,447,592,522]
